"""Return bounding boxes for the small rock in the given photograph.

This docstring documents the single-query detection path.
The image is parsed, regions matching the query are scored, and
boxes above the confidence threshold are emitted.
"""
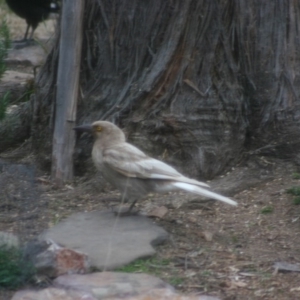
[23,239,90,278]
[198,231,213,242]
[147,206,169,218]
[273,261,300,272]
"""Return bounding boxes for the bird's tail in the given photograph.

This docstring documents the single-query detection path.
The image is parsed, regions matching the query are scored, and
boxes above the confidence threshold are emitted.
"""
[172,182,237,206]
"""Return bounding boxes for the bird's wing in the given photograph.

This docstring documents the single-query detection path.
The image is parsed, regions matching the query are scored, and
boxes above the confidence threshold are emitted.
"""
[103,143,210,188]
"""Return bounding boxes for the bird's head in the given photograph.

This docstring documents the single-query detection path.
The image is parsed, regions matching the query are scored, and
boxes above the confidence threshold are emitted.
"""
[73,121,126,145]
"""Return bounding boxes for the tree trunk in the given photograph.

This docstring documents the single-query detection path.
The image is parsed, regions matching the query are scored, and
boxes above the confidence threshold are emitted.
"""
[32,0,300,179]
[51,0,84,184]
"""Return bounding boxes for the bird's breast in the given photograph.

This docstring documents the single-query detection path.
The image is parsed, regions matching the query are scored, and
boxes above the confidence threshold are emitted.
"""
[92,146,104,170]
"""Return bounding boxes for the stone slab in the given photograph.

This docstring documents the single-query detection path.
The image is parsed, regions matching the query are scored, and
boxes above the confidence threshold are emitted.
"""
[11,287,96,300]
[55,272,174,297]
[12,272,221,300]
[6,39,54,67]
[1,70,33,85]
[40,211,168,270]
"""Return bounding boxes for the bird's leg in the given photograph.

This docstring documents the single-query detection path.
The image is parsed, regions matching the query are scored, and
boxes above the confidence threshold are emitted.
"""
[114,199,139,217]
[128,200,138,213]
[28,25,38,41]
[11,24,30,46]
[12,24,34,49]
[23,24,30,41]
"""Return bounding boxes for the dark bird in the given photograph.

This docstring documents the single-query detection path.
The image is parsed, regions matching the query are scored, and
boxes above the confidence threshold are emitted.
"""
[74,121,237,213]
[5,0,60,41]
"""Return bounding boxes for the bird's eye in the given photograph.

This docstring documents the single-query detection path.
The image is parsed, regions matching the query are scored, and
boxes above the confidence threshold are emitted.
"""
[95,126,102,132]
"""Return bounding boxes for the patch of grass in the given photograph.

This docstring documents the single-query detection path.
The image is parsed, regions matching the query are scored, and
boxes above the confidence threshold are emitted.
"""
[286,186,300,196]
[242,266,258,272]
[201,270,212,277]
[231,234,239,243]
[0,19,11,121]
[260,271,272,280]
[0,19,10,79]
[260,206,273,214]
[0,91,10,120]
[52,214,62,225]
[168,276,184,286]
[18,79,35,103]
[116,257,171,275]
[286,186,300,205]
[116,257,186,287]
[292,173,300,180]
[293,196,300,205]
[0,245,35,289]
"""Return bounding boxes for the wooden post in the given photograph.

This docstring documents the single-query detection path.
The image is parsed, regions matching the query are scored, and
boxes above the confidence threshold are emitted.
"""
[52,0,84,184]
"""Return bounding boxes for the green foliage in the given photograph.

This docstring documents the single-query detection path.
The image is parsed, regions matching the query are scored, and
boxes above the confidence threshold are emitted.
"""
[168,276,184,286]
[286,186,300,205]
[19,80,35,103]
[0,19,11,121]
[231,234,239,243]
[286,186,300,196]
[0,19,10,79]
[117,257,171,274]
[116,257,185,287]
[293,196,300,205]
[0,245,35,289]
[201,270,212,277]
[0,91,10,121]
[260,206,273,214]
[292,173,300,180]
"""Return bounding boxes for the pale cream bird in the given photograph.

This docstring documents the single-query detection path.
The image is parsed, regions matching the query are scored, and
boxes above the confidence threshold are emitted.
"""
[74,121,237,212]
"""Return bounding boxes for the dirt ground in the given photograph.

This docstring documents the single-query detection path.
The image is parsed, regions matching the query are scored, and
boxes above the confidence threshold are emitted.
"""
[1,3,300,299]
[1,150,300,300]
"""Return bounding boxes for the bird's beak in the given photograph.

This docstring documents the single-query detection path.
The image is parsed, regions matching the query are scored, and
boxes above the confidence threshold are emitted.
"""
[73,124,93,133]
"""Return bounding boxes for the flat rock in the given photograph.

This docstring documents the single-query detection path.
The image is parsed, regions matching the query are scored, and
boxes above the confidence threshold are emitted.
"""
[1,70,33,85]
[6,39,54,67]
[55,272,174,297]
[12,272,221,300]
[11,287,96,300]
[40,211,168,270]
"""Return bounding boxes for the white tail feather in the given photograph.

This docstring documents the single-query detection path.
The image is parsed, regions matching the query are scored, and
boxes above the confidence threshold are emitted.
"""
[172,182,237,206]
[148,173,210,188]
